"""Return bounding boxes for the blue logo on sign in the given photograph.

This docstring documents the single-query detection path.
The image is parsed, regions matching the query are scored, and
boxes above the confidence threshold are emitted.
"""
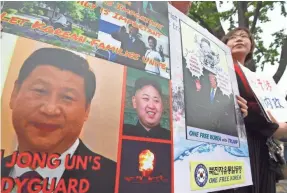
[194,164,208,187]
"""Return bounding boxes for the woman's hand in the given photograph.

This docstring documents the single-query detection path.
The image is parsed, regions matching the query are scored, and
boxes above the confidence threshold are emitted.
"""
[236,95,248,118]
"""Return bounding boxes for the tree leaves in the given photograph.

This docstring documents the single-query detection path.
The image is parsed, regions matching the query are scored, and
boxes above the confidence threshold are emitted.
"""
[188,1,286,76]
[280,1,287,16]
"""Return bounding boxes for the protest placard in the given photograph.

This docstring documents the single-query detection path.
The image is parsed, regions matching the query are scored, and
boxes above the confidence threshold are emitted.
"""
[1,33,172,193]
[169,4,252,193]
[1,2,253,193]
[1,1,170,79]
[239,64,287,123]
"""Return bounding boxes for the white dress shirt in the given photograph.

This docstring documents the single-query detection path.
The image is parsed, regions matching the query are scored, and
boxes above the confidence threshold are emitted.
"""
[54,14,68,26]
[210,87,217,99]
[9,139,80,193]
[145,49,162,75]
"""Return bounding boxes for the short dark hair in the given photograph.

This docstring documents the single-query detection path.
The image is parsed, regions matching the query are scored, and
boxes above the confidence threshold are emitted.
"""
[128,24,139,33]
[134,77,162,96]
[17,48,96,107]
[200,38,211,47]
[148,36,157,47]
[221,27,255,64]
[208,72,217,85]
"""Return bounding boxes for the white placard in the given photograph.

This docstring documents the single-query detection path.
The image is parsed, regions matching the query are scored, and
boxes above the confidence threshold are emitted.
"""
[239,64,287,122]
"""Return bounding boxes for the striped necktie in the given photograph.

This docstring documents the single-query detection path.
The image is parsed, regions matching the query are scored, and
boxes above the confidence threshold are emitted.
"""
[210,88,215,103]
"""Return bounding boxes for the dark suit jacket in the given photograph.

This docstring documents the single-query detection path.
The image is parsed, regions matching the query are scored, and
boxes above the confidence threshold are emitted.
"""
[183,65,238,136]
[200,86,224,128]
[208,89,237,136]
[183,64,208,128]
[1,139,116,193]
[200,84,238,136]
[123,121,170,140]
[111,30,146,70]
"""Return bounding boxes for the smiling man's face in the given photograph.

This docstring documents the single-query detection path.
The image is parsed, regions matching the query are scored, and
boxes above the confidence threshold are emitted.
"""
[132,85,163,129]
[10,65,90,154]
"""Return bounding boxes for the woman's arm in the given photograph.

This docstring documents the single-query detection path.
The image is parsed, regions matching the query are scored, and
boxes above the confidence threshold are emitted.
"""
[268,111,287,139]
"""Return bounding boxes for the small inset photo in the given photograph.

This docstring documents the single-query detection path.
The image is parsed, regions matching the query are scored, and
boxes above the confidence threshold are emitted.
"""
[119,139,171,193]
[123,67,171,140]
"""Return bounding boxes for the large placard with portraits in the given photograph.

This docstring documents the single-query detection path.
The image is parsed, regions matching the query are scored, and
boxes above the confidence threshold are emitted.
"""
[1,1,170,78]
[1,33,172,193]
[1,2,252,193]
[169,4,252,193]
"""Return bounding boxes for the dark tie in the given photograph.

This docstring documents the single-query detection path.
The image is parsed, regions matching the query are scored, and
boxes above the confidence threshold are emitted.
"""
[19,171,43,193]
[210,88,215,103]
[127,36,134,50]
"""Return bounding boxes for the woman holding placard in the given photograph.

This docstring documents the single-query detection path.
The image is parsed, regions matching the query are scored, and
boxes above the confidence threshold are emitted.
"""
[215,27,287,193]
[169,2,287,192]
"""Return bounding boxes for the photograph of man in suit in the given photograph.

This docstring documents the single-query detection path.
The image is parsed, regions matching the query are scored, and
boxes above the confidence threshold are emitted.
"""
[184,59,237,137]
[207,72,223,104]
[1,48,116,193]
[205,72,226,126]
[123,77,170,140]
[203,72,237,136]
[111,24,147,70]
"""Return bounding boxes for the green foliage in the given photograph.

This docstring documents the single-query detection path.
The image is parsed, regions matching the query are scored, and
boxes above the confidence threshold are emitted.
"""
[23,2,35,9]
[43,1,84,21]
[43,1,103,25]
[188,2,221,31]
[58,2,84,21]
[80,7,100,29]
[79,44,94,53]
[13,2,37,14]
[71,26,84,35]
[188,1,287,72]
[280,1,287,16]
[256,29,287,70]
[28,8,34,14]
[6,9,17,15]
[19,8,25,13]
[45,39,64,47]
[41,2,102,34]
[82,8,98,22]
[84,31,98,39]
[37,10,44,16]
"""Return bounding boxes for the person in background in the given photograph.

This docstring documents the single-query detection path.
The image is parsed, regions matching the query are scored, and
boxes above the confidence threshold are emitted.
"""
[52,13,69,29]
[145,36,164,75]
[169,1,192,15]
[111,24,146,70]
[213,27,287,193]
